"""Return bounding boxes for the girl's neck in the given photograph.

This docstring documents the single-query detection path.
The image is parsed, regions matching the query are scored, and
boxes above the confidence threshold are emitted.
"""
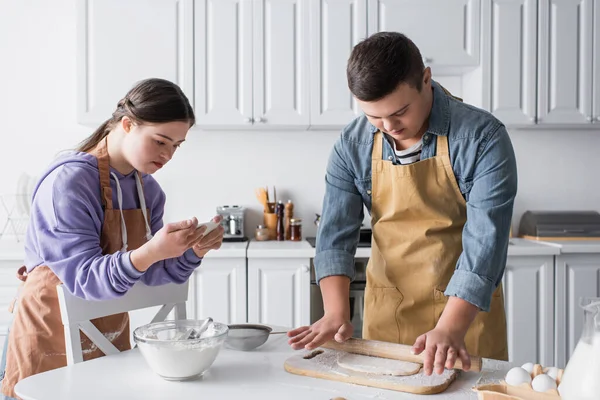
[105,131,135,175]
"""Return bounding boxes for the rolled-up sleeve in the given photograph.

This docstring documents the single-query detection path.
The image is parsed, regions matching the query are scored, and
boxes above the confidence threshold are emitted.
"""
[445,125,518,311]
[314,138,365,284]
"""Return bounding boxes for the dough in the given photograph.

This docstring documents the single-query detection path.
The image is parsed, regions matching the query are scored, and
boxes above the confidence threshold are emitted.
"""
[337,353,421,376]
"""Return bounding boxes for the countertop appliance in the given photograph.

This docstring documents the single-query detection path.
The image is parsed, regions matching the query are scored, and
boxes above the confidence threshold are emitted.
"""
[216,205,247,242]
[519,211,600,240]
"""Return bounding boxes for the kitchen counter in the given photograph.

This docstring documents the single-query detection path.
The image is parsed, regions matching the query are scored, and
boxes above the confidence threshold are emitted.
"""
[530,239,600,253]
[247,238,560,258]
[0,239,249,260]
[15,325,514,400]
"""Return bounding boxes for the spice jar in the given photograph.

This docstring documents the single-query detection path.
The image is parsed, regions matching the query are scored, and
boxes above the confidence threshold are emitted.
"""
[290,218,302,241]
[255,225,270,241]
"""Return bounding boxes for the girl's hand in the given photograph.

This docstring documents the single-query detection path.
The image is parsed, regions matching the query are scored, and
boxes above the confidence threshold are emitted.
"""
[192,215,225,258]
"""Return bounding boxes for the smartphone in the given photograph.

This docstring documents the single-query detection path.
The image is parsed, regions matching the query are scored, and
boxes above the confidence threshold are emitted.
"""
[196,220,219,235]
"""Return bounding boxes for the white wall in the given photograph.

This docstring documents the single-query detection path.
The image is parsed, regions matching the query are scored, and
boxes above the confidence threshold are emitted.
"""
[1,0,599,240]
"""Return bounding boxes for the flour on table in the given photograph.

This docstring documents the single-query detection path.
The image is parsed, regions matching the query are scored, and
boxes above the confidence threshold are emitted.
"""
[337,353,421,376]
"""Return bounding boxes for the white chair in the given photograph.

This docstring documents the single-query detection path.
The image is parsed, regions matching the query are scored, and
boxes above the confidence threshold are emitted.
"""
[56,280,189,365]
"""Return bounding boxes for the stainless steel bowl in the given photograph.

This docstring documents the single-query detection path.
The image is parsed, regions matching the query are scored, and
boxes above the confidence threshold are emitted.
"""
[225,324,278,351]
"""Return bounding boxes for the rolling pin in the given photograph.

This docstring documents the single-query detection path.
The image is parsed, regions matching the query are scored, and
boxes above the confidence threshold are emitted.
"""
[321,338,482,372]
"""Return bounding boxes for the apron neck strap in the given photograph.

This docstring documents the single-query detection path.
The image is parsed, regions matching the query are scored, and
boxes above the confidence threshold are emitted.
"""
[372,131,383,161]
[435,134,449,157]
[89,137,113,210]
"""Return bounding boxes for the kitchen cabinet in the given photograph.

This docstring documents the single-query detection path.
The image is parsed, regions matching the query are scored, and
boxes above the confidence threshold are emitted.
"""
[367,0,481,74]
[308,0,367,128]
[482,0,537,125]
[502,255,555,367]
[483,0,599,127]
[76,0,194,125]
[554,253,600,368]
[537,0,593,125]
[195,0,310,129]
[188,257,247,324]
[247,241,312,327]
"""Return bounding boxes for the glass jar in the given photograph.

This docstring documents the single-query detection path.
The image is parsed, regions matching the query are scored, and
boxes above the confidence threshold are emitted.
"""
[559,297,600,399]
[290,218,302,241]
[255,225,270,241]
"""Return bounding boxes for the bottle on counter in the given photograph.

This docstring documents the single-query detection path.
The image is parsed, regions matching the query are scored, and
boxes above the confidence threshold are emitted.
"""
[284,200,294,240]
[290,218,302,241]
[275,201,285,241]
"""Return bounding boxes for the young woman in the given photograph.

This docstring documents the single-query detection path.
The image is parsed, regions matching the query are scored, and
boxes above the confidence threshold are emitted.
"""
[1,78,224,399]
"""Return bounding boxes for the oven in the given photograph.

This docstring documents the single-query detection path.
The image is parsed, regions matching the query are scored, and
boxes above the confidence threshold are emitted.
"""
[309,258,368,338]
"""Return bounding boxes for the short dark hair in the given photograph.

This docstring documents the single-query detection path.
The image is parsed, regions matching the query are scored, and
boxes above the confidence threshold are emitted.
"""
[347,32,425,102]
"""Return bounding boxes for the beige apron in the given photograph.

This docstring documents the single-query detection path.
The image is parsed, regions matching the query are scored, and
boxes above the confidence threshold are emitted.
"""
[362,131,508,361]
[2,138,151,398]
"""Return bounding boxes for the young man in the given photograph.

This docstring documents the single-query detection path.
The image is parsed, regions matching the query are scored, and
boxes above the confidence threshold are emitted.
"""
[288,32,517,376]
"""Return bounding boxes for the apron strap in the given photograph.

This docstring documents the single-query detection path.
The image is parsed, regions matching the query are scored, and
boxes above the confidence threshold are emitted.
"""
[16,265,27,282]
[89,138,114,210]
[372,131,383,161]
[435,134,449,157]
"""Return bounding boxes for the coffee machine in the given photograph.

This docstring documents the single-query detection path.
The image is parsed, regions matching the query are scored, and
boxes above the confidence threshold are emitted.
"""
[217,205,247,242]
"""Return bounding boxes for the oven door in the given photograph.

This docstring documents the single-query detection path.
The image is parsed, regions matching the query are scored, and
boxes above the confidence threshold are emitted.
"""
[310,258,367,338]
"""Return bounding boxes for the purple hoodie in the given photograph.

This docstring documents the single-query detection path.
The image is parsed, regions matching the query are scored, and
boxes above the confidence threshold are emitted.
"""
[24,151,202,300]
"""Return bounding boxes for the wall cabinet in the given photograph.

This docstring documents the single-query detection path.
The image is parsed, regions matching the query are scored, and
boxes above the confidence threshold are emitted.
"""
[76,0,194,125]
[368,0,481,74]
[483,0,600,127]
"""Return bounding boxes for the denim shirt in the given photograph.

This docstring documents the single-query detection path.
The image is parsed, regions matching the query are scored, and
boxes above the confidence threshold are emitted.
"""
[314,81,518,312]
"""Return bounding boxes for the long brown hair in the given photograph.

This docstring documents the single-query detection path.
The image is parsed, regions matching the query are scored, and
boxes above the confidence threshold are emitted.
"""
[78,78,195,152]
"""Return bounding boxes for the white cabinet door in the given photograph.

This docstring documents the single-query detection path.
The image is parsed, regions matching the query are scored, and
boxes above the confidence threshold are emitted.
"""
[248,258,310,327]
[253,0,310,128]
[189,258,247,324]
[537,0,593,124]
[555,254,600,368]
[593,1,600,123]
[194,0,254,127]
[309,0,367,128]
[483,0,537,125]
[503,256,555,367]
[77,0,194,125]
[367,0,480,72]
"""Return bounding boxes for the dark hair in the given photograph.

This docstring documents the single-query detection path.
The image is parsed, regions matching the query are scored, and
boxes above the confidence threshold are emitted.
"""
[78,78,195,152]
[347,32,425,102]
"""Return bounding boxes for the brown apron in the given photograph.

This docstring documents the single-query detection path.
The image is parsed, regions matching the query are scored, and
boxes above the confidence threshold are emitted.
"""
[362,130,508,361]
[2,138,151,398]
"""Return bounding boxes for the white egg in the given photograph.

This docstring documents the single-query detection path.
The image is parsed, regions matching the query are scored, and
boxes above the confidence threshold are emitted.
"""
[532,374,557,392]
[505,367,532,386]
[521,362,535,373]
[545,366,559,380]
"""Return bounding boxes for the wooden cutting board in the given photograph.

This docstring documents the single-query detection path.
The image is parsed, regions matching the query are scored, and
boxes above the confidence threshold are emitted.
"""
[284,348,459,395]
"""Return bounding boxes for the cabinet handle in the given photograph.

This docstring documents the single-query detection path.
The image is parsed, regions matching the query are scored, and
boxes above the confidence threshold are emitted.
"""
[255,117,265,123]
[422,57,433,64]
[244,117,253,123]
[586,116,593,122]
[302,265,309,273]
[595,116,600,122]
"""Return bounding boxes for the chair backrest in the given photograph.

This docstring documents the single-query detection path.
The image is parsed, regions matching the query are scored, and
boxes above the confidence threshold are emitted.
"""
[57,280,189,365]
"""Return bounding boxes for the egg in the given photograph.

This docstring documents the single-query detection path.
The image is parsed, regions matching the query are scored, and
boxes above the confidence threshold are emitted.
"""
[505,367,532,386]
[545,366,560,381]
[532,374,557,392]
[521,362,535,373]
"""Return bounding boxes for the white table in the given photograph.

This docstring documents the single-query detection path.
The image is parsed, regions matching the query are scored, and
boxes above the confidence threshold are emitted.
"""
[15,330,513,400]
